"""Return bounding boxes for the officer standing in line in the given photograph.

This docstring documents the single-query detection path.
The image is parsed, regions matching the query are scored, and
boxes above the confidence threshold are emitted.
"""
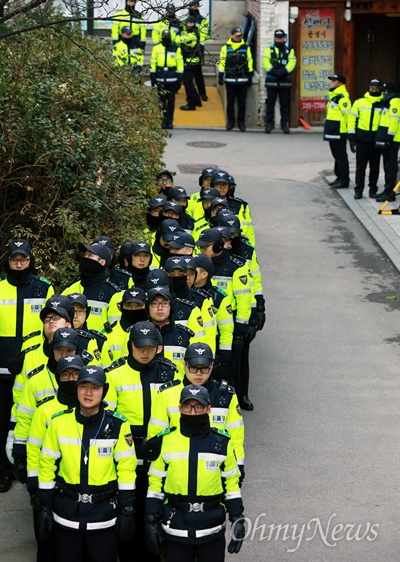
[152,3,181,45]
[37,365,137,562]
[146,196,167,234]
[148,343,245,485]
[111,0,146,47]
[177,15,204,111]
[263,29,297,134]
[185,0,210,101]
[375,82,400,202]
[323,73,351,189]
[150,29,184,130]
[156,169,175,195]
[347,78,384,199]
[0,239,54,493]
[100,287,148,369]
[126,241,153,290]
[191,187,221,241]
[144,384,245,560]
[168,231,196,256]
[27,354,84,562]
[66,293,106,361]
[186,167,216,220]
[218,26,253,132]
[105,322,177,562]
[92,235,134,292]
[113,26,144,75]
[62,242,121,332]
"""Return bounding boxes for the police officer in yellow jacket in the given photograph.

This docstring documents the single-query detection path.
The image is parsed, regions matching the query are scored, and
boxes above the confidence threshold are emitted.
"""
[150,29,184,129]
[105,321,177,561]
[177,15,204,111]
[113,26,144,75]
[375,82,400,202]
[185,0,209,101]
[324,73,351,189]
[348,78,384,199]
[0,239,54,493]
[144,384,245,560]
[218,26,253,131]
[37,365,137,562]
[111,0,146,47]
[152,3,181,45]
[263,29,297,134]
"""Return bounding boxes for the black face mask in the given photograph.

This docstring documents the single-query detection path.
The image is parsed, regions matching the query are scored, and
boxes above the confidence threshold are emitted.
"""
[189,8,199,16]
[230,236,241,252]
[274,41,285,49]
[79,257,105,279]
[162,38,172,48]
[180,412,210,437]
[329,86,339,92]
[170,275,188,294]
[146,213,164,231]
[57,381,78,407]
[121,307,148,326]
[204,207,212,220]
[125,3,136,13]
[369,90,381,97]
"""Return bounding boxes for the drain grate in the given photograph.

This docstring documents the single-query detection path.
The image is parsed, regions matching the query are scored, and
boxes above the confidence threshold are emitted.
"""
[186,141,226,148]
[177,164,219,174]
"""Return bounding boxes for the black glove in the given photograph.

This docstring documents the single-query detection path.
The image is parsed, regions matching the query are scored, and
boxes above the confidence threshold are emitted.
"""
[245,322,257,344]
[228,517,246,554]
[218,72,224,86]
[117,506,136,541]
[37,506,53,542]
[144,514,163,556]
[349,140,356,154]
[247,73,253,87]
[112,39,118,45]
[255,295,266,331]
[238,465,245,488]
[176,80,182,92]
[150,76,157,87]
[14,458,27,484]
[275,68,288,80]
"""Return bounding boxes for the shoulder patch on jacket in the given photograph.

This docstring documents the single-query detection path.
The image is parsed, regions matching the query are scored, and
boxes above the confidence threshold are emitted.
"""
[195,288,212,300]
[104,356,127,373]
[178,298,196,309]
[231,255,246,267]
[216,287,227,297]
[27,364,45,379]
[212,427,231,439]
[76,329,92,339]
[37,395,56,408]
[23,331,41,343]
[157,357,179,372]
[51,408,72,419]
[112,411,128,422]
[116,268,132,277]
[159,379,181,392]
[156,426,176,438]
[106,281,122,293]
[178,324,195,337]
[38,276,51,285]
[90,329,107,341]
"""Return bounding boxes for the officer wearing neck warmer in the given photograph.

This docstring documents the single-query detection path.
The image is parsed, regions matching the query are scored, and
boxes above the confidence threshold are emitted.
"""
[113,26,144,75]
[124,241,152,290]
[111,0,146,47]
[263,29,297,134]
[62,242,121,332]
[105,322,178,562]
[0,239,54,493]
[348,78,384,199]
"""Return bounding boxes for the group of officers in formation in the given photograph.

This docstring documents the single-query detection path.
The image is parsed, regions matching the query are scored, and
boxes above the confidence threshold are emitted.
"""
[0,167,266,561]
[323,74,400,203]
[111,1,297,132]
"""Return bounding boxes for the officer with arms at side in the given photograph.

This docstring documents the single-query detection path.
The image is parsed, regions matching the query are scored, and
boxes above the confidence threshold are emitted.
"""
[218,26,253,132]
[111,0,146,47]
[323,73,351,189]
[113,26,144,75]
[0,239,54,493]
[144,384,245,561]
[36,365,137,562]
[263,29,297,134]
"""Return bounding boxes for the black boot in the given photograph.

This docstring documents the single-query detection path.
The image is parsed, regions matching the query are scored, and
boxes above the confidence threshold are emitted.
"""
[239,396,254,411]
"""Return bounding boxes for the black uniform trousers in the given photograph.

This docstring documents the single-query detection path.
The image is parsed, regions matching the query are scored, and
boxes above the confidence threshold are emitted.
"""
[329,137,350,184]
[54,524,117,562]
[118,468,160,562]
[225,83,248,126]
[157,82,177,127]
[0,380,13,479]
[164,534,226,562]
[183,64,202,108]
[382,142,399,194]
[355,141,381,194]
[266,87,290,127]
[194,64,207,98]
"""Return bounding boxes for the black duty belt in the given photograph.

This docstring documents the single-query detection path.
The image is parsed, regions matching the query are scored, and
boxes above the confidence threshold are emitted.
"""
[167,497,220,513]
[55,484,116,504]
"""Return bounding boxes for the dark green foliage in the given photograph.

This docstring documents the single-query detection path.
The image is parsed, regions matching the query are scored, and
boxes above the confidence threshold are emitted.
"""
[0,14,166,289]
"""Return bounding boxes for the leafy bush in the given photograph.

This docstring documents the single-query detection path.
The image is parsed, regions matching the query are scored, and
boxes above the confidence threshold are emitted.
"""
[0,14,166,289]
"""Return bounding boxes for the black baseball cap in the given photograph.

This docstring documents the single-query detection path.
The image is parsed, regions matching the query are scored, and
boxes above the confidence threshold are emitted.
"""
[79,242,111,263]
[122,287,146,306]
[77,365,106,386]
[7,239,32,257]
[230,26,242,36]
[210,198,230,211]
[145,269,170,291]
[148,195,167,209]
[180,384,211,406]
[156,169,174,181]
[198,167,216,186]
[67,293,89,309]
[196,228,223,247]
[215,226,230,240]
[274,29,286,38]
[182,256,196,271]
[158,219,182,242]
[121,26,133,34]
[56,355,84,377]
[199,188,220,201]
[92,235,114,252]
[131,241,151,255]
[165,256,187,273]
[168,231,195,249]
[52,327,79,351]
[129,321,161,347]
[216,211,241,234]
[147,286,172,303]
[184,15,197,24]
[370,78,383,88]
[185,343,213,367]
[211,170,230,185]
[40,295,72,322]
[328,73,346,84]
[163,201,183,218]
[192,254,214,276]
[167,186,189,201]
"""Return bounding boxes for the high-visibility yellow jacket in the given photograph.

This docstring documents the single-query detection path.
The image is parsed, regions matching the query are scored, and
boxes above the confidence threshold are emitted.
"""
[113,39,144,67]
[375,94,400,147]
[348,91,383,143]
[323,84,351,140]
[111,8,146,43]
[150,43,184,84]
[218,39,253,83]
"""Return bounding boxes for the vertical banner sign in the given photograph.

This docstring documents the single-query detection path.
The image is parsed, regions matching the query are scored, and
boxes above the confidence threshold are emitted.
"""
[299,9,335,112]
